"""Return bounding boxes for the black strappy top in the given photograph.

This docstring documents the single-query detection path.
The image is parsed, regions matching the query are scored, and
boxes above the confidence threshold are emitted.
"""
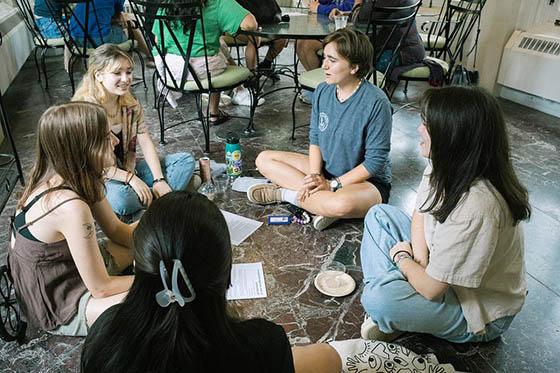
[13,186,81,242]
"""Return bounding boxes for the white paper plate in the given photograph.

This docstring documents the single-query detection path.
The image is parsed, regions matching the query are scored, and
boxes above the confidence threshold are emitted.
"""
[314,270,356,297]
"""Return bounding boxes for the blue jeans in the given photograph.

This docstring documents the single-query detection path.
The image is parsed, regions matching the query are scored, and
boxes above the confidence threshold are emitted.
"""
[36,17,63,39]
[105,153,195,216]
[360,204,515,343]
[74,25,127,48]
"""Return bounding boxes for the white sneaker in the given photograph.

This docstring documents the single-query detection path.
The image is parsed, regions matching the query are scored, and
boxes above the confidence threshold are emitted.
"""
[232,87,265,107]
[201,93,232,107]
[360,315,403,342]
[312,215,339,231]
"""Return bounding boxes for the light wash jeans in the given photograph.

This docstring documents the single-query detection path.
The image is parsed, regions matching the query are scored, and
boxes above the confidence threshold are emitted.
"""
[105,152,195,216]
[360,204,515,343]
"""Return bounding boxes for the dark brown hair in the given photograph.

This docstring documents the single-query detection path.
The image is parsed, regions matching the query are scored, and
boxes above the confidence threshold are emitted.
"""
[323,28,373,79]
[420,86,531,224]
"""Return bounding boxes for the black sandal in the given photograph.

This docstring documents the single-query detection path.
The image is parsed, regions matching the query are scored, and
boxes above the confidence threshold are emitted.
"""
[209,109,230,126]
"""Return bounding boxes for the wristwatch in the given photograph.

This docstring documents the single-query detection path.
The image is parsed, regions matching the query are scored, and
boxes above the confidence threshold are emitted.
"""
[330,177,342,192]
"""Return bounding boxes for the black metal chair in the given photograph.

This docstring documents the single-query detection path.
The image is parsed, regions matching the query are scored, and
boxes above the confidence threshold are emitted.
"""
[129,0,258,153]
[45,0,146,93]
[399,0,486,89]
[0,31,27,344]
[14,0,65,89]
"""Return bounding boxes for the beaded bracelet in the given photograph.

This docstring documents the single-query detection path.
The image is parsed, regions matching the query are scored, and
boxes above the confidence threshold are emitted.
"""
[153,177,166,184]
[291,211,311,225]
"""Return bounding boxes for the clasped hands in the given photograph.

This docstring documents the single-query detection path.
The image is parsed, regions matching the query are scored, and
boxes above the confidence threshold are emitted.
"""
[297,173,330,202]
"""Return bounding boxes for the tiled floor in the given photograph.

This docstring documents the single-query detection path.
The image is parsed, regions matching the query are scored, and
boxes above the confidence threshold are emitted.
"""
[0,43,559,372]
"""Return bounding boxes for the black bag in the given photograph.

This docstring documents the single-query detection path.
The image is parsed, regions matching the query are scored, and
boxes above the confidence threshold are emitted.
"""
[235,0,282,25]
[450,65,479,86]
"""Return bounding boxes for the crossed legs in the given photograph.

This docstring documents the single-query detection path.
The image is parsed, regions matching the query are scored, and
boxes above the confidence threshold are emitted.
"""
[255,150,382,218]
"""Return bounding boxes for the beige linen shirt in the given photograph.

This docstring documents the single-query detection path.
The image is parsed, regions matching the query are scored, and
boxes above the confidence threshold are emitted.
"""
[415,166,527,334]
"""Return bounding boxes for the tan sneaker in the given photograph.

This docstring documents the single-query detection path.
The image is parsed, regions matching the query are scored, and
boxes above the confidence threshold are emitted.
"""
[360,315,403,342]
[312,215,339,231]
[247,183,282,205]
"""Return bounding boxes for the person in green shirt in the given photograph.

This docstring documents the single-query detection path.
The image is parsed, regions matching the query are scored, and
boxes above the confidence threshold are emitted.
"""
[153,0,259,124]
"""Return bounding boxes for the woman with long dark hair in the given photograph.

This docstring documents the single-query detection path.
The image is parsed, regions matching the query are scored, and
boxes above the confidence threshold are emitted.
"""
[359,86,530,343]
[81,191,343,372]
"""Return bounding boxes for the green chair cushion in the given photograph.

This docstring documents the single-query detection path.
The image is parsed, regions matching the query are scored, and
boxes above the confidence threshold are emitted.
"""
[300,68,386,90]
[399,57,448,79]
[419,33,446,50]
[178,65,253,91]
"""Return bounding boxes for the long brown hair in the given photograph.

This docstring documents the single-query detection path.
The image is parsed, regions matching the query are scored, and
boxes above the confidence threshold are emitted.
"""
[420,86,531,224]
[72,44,136,107]
[18,102,110,208]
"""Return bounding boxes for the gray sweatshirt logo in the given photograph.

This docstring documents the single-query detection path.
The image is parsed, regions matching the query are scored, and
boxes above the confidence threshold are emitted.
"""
[319,112,329,132]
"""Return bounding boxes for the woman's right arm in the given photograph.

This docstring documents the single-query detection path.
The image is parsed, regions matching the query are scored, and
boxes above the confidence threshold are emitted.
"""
[104,166,130,183]
[410,210,429,267]
[58,200,133,299]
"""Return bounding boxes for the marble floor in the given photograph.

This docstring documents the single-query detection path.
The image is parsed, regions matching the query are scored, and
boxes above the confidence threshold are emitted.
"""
[0,44,559,372]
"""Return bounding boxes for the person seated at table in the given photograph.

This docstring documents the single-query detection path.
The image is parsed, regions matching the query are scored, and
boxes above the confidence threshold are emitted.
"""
[34,0,63,39]
[247,28,392,231]
[153,0,263,123]
[69,0,151,58]
[8,102,135,336]
[332,0,425,74]
[73,44,196,219]
[296,0,355,103]
[359,86,530,343]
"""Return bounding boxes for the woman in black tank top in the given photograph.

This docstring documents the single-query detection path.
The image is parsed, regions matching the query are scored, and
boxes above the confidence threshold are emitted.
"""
[9,102,136,335]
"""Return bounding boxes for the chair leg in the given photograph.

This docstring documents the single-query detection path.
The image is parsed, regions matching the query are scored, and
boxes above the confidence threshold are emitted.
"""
[41,49,49,89]
[156,92,167,145]
[33,48,41,83]
[403,80,409,95]
[133,50,147,90]
[245,87,257,134]
[197,94,210,154]
[291,87,300,140]
[152,71,158,109]
[68,55,77,94]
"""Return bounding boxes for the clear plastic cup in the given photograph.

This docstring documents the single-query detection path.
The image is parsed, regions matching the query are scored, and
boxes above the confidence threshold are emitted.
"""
[334,15,348,30]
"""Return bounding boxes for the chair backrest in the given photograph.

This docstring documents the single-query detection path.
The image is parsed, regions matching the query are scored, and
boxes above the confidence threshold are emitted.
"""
[45,0,109,57]
[15,0,49,47]
[362,0,422,88]
[443,0,486,69]
[128,0,211,92]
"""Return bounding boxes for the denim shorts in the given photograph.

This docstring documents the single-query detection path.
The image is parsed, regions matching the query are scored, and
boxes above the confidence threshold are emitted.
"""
[75,25,128,47]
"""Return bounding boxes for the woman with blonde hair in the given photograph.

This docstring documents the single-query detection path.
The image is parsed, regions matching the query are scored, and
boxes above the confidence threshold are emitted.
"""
[73,44,195,219]
[9,102,135,336]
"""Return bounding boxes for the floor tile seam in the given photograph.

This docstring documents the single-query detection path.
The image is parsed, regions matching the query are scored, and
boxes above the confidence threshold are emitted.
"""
[526,271,560,298]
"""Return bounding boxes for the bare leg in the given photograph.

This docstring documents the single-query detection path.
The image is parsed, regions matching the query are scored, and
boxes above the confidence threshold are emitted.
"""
[292,344,341,373]
[296,40,322,71]
[256,150,382,218]
[85,291,128,327]
[299,182,382,218]
[233,34,261,70]
[209,93,220,116]
[255,150,309,190]
[265,38,288,61]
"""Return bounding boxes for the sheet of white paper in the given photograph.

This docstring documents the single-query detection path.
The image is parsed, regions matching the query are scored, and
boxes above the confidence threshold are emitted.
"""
[231,177,270,192]
[226,262,267,300]
[221,210,263,246]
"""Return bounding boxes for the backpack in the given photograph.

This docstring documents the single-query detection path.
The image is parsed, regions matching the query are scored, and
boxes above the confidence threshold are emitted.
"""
[235,0,282,25]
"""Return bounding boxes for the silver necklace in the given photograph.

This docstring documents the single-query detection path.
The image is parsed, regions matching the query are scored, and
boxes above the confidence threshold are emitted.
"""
[336,79,362,103]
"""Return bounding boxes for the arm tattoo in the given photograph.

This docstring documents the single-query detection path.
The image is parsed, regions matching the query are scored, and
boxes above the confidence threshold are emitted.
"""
[82,223,94,239]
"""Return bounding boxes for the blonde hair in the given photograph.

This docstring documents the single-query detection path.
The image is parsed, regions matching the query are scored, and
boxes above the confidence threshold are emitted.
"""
[72,44,136,107]
[18,102,110,208]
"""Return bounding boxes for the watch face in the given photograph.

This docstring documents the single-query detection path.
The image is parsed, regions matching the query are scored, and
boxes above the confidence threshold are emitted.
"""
[330,179,338,188]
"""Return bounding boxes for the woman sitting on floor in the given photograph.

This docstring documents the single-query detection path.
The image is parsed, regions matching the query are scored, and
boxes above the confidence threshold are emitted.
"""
[359,86,530,343]
[81,190,342,372]
[9,102,135,336]
[153,0,262,124]
[73,44,195,220]
[247,28,392,231]
[81,191,459,373]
